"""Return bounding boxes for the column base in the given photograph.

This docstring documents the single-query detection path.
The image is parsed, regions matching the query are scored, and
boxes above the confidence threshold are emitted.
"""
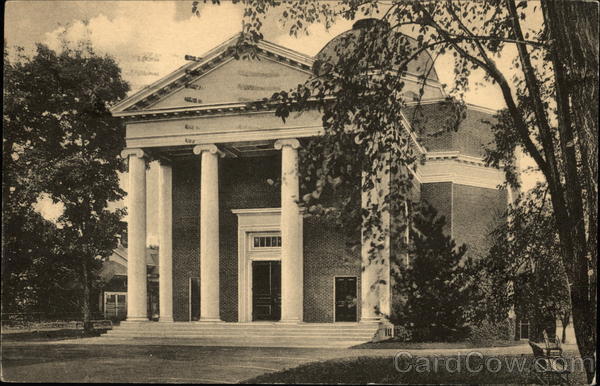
[158,317,174,323]
[123,317,150,323]
[197,317,223,323]
[359,316,383,324]
[278,318,302,324]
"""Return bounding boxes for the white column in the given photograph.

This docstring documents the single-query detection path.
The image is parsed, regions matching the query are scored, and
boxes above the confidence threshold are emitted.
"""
[275,139,303,323]
[121,148,148,322]
[360,161,391,323]
[158,160,174,322]
[193,144,224,322]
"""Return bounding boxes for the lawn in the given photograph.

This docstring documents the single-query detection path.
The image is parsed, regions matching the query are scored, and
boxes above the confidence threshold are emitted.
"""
[1,330,588,384]
[243,352,589,384]
[1,329,103,342]
[353,339,525,350]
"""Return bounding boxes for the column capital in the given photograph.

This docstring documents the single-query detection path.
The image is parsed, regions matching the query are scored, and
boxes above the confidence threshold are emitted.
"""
[193,144,226,157]
[274,138,301,150]
[121,148,147,159]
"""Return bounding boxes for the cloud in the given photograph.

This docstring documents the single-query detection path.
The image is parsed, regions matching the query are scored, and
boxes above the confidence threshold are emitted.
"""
[273,19,354,57]
[43,1,244,93]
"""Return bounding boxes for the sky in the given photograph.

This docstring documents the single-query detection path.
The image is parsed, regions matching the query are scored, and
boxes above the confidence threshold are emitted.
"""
[5,1,541,245]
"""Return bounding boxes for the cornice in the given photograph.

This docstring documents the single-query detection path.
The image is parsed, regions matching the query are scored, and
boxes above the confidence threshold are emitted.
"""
[110,36,314,115]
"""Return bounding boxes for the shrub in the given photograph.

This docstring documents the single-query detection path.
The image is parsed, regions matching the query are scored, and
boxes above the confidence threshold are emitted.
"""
[392,325,412,342]
[393,205,472,342]
[467,319,513,345]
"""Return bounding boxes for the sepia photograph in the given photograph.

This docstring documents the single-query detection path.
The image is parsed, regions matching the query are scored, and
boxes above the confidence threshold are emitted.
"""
[2,0,597,383]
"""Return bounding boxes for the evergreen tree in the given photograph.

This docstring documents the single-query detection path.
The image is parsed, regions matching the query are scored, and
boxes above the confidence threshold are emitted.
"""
[394,205,471,341]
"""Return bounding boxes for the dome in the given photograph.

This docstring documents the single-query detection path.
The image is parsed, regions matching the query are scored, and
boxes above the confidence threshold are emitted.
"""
[313,18,439,82]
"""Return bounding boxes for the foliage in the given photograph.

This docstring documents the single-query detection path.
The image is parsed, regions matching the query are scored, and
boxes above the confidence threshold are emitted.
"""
[469,183,571,342]
[466,320,514,346]
[200,0,597,379]
[393,205,471,342]
[3,40,129,328]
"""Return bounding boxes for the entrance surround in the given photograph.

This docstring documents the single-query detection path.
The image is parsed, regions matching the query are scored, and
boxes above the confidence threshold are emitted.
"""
[232,208,303,323]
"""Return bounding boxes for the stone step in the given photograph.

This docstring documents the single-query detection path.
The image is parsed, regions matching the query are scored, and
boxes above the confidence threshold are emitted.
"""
[108,328,374,336]
[112,325,376,332]
[105,329,373,338]
[92,336,367,348]
[106,333,371,343]
[115,322,377,331]
[107,331,374,338]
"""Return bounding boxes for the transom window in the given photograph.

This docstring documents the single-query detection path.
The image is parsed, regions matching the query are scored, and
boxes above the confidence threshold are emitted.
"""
[252,235,282,248]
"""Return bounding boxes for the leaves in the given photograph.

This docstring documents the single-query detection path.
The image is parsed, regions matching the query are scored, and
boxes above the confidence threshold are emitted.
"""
[3,41,129,317]
[393,204,472,341]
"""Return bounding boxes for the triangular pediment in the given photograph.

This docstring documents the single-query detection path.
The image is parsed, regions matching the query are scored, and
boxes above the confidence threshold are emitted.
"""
[111,35,314,115]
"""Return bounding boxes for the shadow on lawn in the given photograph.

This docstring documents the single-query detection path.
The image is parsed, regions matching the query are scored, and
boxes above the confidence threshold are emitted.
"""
[1,329,104,342]
[351,339,527,350]
[241,353,588,384]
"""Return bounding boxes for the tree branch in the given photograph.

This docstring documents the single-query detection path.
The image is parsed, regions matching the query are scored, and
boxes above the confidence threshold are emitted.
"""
[414,2,549,174]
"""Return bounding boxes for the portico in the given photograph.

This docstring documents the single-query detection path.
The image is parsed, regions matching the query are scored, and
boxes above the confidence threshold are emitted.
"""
[122,136,308,323]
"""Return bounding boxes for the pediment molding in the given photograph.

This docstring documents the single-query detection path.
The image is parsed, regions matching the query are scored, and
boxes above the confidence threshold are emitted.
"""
[110,34,314,117]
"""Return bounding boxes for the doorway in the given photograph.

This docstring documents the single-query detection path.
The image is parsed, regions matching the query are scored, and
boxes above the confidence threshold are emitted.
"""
[335,276,357,322]
[252,261,281,321]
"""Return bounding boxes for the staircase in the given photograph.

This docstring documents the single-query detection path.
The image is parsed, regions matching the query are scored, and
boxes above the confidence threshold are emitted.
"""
[101,321,378,348]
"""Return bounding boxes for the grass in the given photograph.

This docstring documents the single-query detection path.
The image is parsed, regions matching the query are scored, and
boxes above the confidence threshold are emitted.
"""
[2,341,589,383]
[1,344,365,383]
[1,328,104,342]
[353,338,526,349]
[243,352,589,384]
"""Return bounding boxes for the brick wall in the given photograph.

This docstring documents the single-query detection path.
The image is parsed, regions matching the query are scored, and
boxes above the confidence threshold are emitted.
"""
[420,182,453,235]
[452,184,507,258]
[219,155,281,322]
[172,155,282,321]
[171,154,504,323]
[171,154,364,322]
[172,158,200,321]
[303,217,361,322]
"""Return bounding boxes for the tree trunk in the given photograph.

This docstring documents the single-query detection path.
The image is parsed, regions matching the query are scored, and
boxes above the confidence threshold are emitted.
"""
[560,312,571,343]
[81,259,93,333]
[539,2,597,382]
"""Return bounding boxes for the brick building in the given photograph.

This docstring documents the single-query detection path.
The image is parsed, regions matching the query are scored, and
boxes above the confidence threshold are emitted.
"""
[110,23,508,326]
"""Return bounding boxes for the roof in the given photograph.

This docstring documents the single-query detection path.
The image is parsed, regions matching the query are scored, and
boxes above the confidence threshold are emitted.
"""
[110,244,158,266]
[403,101,498,157]
[314,19,439,81]
[110,33,314,116]
[110,24,494,136]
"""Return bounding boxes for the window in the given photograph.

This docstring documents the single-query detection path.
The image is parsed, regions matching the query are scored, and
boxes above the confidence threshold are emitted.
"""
[252,235,281,248]
[104,291,127,320]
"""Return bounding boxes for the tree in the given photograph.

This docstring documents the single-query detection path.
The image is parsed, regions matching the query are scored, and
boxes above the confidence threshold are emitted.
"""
[471,183,571,342]
[197,0,596,380]
[3,41,129,330]
[393,204,471,342]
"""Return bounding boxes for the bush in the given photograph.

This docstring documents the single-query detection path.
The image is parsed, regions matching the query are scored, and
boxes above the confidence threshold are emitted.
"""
[393,205,472,342]
[467,319,514,345]
[392,325,412,342]
[408,325,471,342]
